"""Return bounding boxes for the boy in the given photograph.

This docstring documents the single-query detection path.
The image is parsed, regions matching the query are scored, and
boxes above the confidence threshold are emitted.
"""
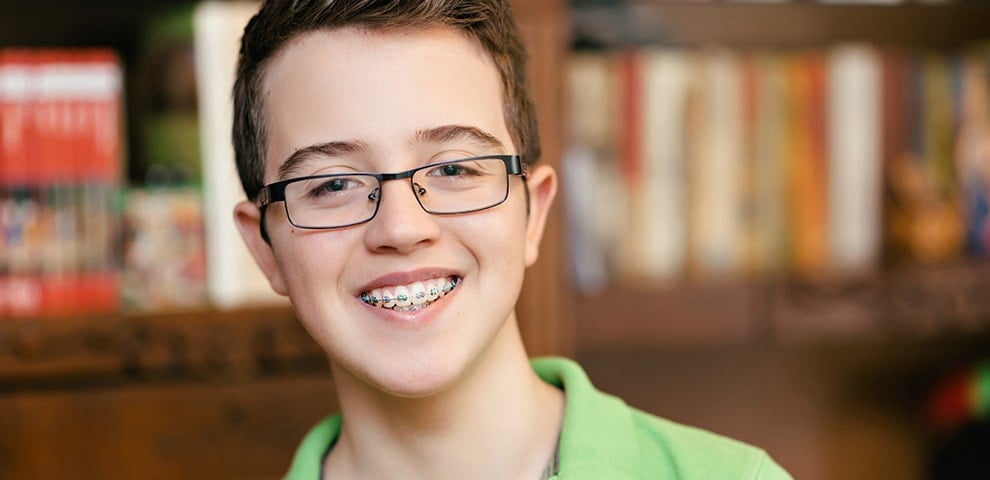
[231,1,792,478]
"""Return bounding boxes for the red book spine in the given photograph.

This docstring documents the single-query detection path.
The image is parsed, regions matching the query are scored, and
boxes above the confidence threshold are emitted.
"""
[1,50,32,187]
[0,50,9,318]
[616,50,643,191]
[0,49,8,187]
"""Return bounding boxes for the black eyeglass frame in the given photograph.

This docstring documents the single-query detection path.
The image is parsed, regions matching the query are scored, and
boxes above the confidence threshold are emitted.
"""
[255,154,526,242]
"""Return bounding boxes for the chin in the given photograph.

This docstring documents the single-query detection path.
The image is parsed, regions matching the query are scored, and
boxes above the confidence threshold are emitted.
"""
[361,350,471,399]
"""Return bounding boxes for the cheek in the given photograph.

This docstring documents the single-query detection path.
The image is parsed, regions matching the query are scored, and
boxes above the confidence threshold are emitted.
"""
[459,207,529,273]
[272,230,353,294]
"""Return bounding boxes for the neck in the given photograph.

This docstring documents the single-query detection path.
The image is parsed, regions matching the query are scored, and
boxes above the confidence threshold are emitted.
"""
[324,316,564,480]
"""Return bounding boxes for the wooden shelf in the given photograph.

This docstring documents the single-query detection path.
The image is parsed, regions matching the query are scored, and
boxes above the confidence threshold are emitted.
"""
[572,2,990,48]
[0,305,328,391]
[0,372,337,479]
[771,260,990,341]
[576,279,764,350]
[576,260,990,352]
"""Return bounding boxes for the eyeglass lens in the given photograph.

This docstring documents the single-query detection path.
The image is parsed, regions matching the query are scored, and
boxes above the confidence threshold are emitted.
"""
[282,157,510,229]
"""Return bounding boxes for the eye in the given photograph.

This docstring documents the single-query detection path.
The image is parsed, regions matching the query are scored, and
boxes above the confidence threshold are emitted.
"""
[440,164,466,177]
[308,177,360,197]
[426,161,481,178]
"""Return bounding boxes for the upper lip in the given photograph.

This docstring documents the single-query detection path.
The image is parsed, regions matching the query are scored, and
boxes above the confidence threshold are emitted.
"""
[357,267,461,294]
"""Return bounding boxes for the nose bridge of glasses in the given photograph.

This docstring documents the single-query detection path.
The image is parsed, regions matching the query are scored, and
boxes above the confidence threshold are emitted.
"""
[378,169,416,182]
[375,169,430,212]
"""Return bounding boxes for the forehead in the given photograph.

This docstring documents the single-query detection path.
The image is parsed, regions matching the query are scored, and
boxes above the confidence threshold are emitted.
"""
[259,26,509,178]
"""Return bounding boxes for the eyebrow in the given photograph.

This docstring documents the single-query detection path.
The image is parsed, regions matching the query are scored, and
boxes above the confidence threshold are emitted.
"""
[414,124,505,151]
[275,125,504,180]
[277,140,368,180]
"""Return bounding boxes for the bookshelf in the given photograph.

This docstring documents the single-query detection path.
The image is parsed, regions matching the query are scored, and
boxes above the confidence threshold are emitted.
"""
[566,1,990,479]
[2,0,989,478]
[577,260,990,351]
[0,0,570,478]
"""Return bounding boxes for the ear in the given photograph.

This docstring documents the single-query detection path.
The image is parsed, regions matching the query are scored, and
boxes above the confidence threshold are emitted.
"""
[233,200,289,296]
[523,164,558,267]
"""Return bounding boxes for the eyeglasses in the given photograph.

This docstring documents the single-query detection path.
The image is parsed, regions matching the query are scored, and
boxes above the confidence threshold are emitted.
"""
[256,154,525,236]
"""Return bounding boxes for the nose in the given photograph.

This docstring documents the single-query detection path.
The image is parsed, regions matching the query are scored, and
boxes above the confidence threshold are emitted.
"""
[363,178,442,254]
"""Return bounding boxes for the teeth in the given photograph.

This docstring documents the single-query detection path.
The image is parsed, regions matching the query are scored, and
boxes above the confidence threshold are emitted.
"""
[382,288,396,308]
[410,282,428,306]
[394,286,412,307]
[361,277,459,310]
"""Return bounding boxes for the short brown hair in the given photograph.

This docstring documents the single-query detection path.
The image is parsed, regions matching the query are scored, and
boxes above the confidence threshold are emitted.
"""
[232,0,540,200]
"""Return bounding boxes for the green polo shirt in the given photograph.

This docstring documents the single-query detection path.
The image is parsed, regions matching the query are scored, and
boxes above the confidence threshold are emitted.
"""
[284,357,792,479]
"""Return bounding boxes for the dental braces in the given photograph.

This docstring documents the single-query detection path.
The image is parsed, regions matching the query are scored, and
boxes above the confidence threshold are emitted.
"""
[360,277,459,307]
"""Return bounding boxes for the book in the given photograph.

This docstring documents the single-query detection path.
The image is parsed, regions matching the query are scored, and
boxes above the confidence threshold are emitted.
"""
[613,49,647,280]
[638,48,690,281]
[748,52,790,275]
[0,48,123,319]
[826,44,882,273]
[687,48,745,278]
[567,53,617,153]
[912,52,964,262]
[193,1,286,309]
[564,52,616,293]
[785,51,829,275]
[121,186,208,311]
[955,48,990,256]
[881,48,912,265]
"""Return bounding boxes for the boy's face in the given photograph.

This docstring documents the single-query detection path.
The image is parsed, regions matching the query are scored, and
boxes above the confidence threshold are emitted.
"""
[235,27,556,397]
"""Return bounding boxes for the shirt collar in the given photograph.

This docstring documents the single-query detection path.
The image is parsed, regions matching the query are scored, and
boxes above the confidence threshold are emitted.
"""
[531,357,641,479]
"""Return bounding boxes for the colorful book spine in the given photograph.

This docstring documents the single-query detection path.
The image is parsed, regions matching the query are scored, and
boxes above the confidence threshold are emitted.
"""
[0,48,122,319]
[565,44,986,285]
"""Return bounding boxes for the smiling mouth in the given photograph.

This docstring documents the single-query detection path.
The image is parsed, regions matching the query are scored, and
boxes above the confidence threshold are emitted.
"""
[359,276,460,312]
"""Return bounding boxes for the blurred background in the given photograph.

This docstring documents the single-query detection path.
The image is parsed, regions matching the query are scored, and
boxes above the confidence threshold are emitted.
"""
[1,0,989,478]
